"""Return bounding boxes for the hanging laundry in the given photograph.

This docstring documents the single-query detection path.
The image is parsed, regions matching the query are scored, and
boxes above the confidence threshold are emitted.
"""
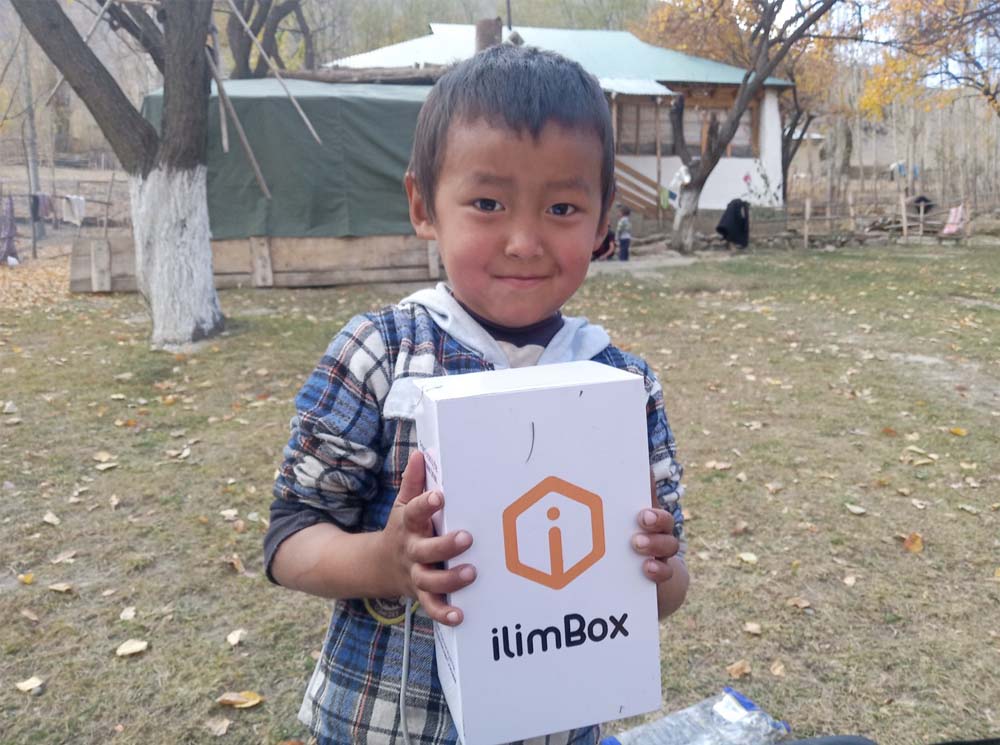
[64,194,86,226]
[37,193,53,220]
[1,195,19,265]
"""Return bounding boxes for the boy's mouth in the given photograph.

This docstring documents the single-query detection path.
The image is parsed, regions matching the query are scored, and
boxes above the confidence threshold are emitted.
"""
[495,275,547,288]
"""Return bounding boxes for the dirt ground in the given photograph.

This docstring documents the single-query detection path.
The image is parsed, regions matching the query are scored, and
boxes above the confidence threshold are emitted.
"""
[1,240,998,744]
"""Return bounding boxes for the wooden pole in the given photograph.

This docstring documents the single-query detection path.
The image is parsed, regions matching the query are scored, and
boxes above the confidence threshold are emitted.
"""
[654,96,662,227]
[900,193,908,240]
[847,187,855,233]
[611,93,619,154]
[210,25,228,154]
[103,167,115,238]
[804,197,811,250]
[225,0,322,145]
[205,50,272,199]
[918,202,925,237]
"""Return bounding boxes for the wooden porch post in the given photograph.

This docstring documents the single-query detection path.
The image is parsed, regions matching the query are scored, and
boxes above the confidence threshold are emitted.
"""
[611,93,619,155]
[654,96,662,227]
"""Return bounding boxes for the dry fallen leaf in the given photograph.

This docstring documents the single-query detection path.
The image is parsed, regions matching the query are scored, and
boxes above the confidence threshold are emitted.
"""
[120,606,136,621]
[736,471,747,483]
[764,481,784,495]
[786,596,811,609]
[224,554,245,574]
[911,498,928,510]
[902,532,924,553]
[743,621,762,635]
[20,608,39,622]
[769,659,787,677]
[93,451,115,463]
[115,639,149,657]
[47,582,73,594]
[43,511,61,526]
[17,572,34,585]
[226,628,246,647]
[95,462,119,472]
[216,690,264,709]
[949,427,968,437]
[958,504,980,515]
[16,676,44,693]
[726,659,752,679]
[50,549,77,564]
[843,575,858,587]
[731,520,750,536]
[204,717,231,736]
[738,552,759,565]
[897,487,912,497]
[844,503,867,516]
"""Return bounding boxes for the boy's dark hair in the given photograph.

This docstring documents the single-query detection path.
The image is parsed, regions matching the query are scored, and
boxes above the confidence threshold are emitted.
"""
[620,205,631,215]
[409,44,615,221]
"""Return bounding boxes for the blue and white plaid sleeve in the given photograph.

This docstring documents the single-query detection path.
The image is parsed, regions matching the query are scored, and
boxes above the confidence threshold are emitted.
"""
[272,315,392,532]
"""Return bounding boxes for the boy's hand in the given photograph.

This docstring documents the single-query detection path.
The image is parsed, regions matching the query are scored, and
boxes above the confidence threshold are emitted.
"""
[632,508,680,583]
[382,451,476,626]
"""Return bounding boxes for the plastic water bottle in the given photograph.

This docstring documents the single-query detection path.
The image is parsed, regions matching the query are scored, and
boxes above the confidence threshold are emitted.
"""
[601,688,792,745]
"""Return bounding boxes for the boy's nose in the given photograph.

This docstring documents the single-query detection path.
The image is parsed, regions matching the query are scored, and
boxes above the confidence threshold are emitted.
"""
[504,223,544,260]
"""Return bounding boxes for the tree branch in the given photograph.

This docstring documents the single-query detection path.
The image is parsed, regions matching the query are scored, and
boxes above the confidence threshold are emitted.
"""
[11,0,158,175]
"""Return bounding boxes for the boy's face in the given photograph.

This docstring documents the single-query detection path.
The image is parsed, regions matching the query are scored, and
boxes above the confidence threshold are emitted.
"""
[406,118,607,328]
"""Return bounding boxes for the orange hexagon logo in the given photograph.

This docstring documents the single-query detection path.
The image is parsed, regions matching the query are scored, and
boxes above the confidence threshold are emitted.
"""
[502,476,605,590]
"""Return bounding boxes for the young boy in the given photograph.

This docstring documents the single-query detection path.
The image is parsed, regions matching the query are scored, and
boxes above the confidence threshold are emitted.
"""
[615,205,632,261]
[265,45,688,745]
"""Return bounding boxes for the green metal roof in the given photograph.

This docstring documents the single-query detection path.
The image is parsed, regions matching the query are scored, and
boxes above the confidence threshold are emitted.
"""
[329,23,792,88]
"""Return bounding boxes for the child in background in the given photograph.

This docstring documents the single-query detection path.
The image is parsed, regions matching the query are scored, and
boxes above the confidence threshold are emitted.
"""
[264,45,687,745]
[616,204,632,261]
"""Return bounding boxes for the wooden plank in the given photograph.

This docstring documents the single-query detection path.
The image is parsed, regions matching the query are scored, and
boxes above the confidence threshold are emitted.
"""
[273,266,432,288]
[616,186,658,216]
[616,172,657,203]
[90,239,112,292]
[212,239,253,274]
[270,234,427,272]
[427,240,441,280]
[614,159,660,192]
[250,235,274,287]
[616,183,658,210]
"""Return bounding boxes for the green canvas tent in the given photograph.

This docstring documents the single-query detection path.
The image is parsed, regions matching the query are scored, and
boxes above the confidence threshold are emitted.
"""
[142,79,430,240]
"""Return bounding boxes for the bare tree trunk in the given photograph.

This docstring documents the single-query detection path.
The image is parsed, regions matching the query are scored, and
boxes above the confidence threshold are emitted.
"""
[670,186,701,253]
[13,0,223,349]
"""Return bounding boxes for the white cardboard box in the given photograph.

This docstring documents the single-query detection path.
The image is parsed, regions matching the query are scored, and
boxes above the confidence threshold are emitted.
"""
[413,361,662,745]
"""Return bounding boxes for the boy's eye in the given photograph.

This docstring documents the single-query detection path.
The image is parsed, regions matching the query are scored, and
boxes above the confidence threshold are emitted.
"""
[548,203,577,216]
[473,198,503,212]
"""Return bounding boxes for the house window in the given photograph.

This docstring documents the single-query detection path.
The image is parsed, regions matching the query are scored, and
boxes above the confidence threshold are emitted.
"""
[616,101,674,155]
[679,107,755,158]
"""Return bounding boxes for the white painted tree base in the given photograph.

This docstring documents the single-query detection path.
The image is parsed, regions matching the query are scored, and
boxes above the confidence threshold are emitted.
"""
[670,186,702,255]
[129,166,224,349]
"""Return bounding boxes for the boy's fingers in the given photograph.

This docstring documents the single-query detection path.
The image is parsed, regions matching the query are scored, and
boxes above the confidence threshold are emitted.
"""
[408,531,473,564]
[417,590,464,626]
[412,563,477,595]
[631,532,679,560]
[643,558,674,583]
[638,508,674,535]
[402,489,443,532]
[396,451,426,506]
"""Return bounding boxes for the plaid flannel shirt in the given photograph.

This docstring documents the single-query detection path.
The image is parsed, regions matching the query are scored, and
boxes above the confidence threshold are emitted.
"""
[266,300,684,745]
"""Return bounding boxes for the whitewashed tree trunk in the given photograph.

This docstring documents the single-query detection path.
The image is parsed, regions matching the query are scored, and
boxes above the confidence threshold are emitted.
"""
[670,185,702,254]
[130,165,223,349]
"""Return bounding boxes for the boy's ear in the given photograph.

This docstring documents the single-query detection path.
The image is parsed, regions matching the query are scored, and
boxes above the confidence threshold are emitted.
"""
[405,172,437,241]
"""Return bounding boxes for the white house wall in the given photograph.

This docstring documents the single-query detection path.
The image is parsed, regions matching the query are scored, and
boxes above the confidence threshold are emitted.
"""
[619,89,785,211]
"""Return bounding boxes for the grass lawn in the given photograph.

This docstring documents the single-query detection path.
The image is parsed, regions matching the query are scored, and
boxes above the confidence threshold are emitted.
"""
[2,241,998,744]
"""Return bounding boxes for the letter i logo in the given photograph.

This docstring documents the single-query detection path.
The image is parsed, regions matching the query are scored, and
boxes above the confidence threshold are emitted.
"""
[503,476,605,590]
[547,506,564,577]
